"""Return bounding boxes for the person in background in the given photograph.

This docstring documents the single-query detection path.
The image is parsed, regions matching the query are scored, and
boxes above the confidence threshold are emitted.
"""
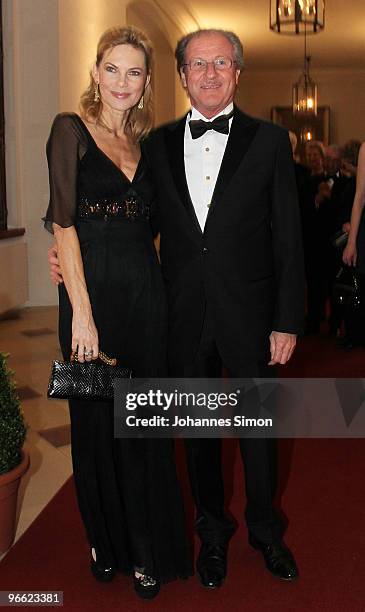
[306,141,325,178]
[302,141,328,333]
[288,131,311,216]
[341,140,362,180]
[324,145,342,179]
[44,25,191,599]
[329,141,362,343]
[342,143,365,346]
[336,141,362,233]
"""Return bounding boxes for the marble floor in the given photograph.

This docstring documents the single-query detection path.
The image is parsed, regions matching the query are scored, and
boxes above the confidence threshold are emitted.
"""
[0,306,73,561]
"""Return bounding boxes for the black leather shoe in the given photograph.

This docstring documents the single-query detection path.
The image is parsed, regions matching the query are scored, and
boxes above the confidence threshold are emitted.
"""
[249,535,298,581]
[133,574,160,599]
[90,550,115,582]
[197,542,228,588]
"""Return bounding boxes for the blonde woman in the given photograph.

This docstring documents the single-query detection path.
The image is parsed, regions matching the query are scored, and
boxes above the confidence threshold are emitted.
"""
[44,26,191,599]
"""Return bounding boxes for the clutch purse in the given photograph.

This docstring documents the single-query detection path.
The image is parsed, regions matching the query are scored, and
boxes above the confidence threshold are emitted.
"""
[47,350,132,401]
[333,266,361,309]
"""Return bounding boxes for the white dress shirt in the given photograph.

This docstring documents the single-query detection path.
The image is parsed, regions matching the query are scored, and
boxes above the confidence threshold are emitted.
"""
[184,102,234,230]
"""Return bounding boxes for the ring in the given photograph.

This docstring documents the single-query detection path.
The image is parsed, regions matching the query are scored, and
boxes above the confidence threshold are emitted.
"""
[84,350,93,357]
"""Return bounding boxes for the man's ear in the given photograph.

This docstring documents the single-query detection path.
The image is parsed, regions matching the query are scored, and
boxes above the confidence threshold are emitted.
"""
[180,67,187,89]
[235,69,241,85]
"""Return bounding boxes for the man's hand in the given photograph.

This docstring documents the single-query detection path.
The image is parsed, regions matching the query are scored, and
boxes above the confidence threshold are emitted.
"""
[48,244,63,285]
[269,331,297,365]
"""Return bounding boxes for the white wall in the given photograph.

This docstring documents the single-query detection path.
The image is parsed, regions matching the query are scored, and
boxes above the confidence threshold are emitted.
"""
[0,241,28,313]
[59,0,128,113]
[2,0,59,308]
[2,0,129,308]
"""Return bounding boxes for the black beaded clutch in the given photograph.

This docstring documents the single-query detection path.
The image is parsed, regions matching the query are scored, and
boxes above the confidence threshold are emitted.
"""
[333,266,361,309]
[47,351,132,401]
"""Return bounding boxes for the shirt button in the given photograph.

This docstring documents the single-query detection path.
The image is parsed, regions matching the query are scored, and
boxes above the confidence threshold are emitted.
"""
[203,247,209,254]
[205,147,210,152]
[206,176,210,180]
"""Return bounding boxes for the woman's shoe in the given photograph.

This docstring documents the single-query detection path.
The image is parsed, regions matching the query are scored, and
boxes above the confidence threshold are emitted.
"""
[133,573,160,599]
[90,549,115,582]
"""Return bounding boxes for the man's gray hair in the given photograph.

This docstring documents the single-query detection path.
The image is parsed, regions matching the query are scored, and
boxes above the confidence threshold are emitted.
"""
[175,29,244,73]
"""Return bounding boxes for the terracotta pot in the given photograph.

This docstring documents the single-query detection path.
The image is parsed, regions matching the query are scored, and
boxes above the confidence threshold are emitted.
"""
[0,450,30,553]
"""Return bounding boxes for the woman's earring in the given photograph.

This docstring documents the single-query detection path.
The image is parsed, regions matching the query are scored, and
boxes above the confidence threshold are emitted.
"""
[94,83,100,102]
[137,96,144,110]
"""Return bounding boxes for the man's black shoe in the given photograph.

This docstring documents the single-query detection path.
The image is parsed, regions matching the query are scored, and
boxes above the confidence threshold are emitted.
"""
[197,542,227,588]
[249,535,298,581]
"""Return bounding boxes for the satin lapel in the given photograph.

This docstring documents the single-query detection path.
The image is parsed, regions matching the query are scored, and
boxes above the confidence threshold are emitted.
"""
[208,109,260,217]
[165,116,202,235]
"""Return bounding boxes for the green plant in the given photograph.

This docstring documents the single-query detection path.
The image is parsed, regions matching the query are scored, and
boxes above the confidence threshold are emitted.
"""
[0,352,27,475]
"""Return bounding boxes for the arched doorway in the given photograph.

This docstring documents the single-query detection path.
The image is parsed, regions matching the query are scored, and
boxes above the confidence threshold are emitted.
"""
[127,1,177,126]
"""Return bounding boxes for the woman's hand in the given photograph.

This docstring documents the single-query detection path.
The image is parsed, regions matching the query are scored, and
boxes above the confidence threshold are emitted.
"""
[72,311,99,362]
[343,243,357,266]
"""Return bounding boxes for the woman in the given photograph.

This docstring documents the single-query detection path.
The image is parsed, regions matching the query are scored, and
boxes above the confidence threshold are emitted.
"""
[342,142,365,345]
[305,140,325,178]
[343,143,365,268]
[44,26,191,599]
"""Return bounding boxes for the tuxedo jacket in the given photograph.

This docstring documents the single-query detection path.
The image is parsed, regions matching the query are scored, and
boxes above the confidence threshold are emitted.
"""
[144,106,305,371]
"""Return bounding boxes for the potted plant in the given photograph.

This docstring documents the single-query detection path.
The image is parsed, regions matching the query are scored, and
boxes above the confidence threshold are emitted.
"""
[0,352,29,553]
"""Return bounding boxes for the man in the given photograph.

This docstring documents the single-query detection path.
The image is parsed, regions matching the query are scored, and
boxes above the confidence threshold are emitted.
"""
[49,29,304,588]
[145,28,304,588]
[324,144,342,179]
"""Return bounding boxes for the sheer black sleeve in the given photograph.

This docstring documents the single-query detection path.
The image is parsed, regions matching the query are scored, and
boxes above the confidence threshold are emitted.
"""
[43,113,87,234]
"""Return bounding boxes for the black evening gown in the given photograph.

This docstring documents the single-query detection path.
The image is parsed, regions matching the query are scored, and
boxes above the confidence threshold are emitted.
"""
[44,113,191,582]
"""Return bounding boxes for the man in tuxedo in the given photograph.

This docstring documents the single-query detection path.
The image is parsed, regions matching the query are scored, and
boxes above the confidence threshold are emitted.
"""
[49,28,304,588]
[143,29,304,588]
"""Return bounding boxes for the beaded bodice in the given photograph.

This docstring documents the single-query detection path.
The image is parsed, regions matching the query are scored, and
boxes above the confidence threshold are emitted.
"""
[78,192,150,221]
[44,113,155,233]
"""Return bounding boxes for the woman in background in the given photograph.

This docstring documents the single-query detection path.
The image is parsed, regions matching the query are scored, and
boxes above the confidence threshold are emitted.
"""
[343,143,365,267]
[342,143,365,345]
[44,26,191,599]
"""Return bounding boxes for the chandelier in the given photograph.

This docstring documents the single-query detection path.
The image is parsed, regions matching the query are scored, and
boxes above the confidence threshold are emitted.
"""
[270,0,325,34]
[293,55,317,115]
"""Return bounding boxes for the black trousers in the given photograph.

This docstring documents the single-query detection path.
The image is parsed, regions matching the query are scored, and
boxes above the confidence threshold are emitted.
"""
[169,313,283,546]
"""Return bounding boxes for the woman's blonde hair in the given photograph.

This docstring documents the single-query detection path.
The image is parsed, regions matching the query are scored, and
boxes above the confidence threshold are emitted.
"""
[80,26,153,141]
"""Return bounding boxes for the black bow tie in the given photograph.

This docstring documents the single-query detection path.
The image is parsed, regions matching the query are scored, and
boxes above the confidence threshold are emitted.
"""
[189,110,234,139]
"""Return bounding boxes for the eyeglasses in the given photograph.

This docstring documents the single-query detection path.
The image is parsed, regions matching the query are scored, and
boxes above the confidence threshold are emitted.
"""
[182,57,235,72]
